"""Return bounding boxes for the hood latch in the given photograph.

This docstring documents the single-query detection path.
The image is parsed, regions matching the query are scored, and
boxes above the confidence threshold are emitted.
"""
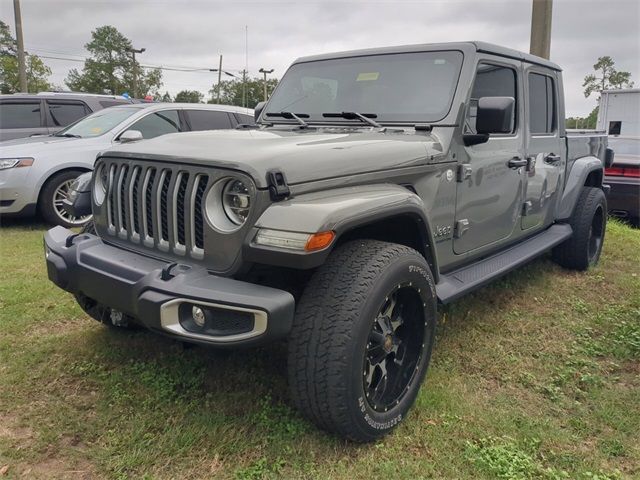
[267,169,290,201]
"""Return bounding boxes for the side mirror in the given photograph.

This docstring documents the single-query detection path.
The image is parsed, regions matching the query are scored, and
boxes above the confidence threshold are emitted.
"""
[476,96,515,134]
[254,101,266,123]
[119,129,143,143]
[604,147,615,168]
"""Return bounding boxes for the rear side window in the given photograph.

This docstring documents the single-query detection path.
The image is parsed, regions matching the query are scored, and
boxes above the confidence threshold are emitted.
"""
[187,110,233,131]
[47,101,90,127]
[528,73,556,134]
[0,102,41,129]
[466,63,517,134]
[127,110,181,139]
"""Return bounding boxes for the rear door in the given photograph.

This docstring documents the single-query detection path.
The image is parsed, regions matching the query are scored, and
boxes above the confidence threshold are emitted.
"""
[454,58,526,254]
[0,99,46,140]
[521,68,563,230]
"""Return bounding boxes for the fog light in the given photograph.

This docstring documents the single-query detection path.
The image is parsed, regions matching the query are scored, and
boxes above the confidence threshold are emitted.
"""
[192,305,206,327]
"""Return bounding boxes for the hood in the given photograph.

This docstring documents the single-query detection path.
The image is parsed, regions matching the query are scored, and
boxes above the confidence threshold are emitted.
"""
[0,134,108,157]
[102,128,446,188]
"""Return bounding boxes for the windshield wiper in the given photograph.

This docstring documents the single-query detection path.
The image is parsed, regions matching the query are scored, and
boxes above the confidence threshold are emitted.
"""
[322,112,381,128]
[54,133,82,138]
[266,111,309,127]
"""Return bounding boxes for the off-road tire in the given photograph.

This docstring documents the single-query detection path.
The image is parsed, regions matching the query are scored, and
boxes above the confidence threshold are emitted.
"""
[287,239,437,442]
[552,186,607,270]
[39,170,91,228]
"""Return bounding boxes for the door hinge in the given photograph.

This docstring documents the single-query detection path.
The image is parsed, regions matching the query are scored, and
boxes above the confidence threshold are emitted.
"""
[457,164,472,182]
[267,169,290,201]
[454,219,470,238]
[522,201,533,216]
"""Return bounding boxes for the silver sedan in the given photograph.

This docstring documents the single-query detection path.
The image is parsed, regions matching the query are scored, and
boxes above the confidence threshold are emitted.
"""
[0,102,253,227]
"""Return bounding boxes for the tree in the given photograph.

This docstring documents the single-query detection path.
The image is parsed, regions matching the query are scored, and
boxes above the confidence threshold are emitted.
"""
[174,90,203,103]
[158,91,172,102]
[65,25,162,97]
[0,20,52,93]
[208,72,278,108]
[566,106,598,130]
[583,56,634,99]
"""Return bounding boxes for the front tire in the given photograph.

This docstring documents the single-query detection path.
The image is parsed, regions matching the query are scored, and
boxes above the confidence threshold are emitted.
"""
[287,240,437,442]
[39,170,92,228]
[552,186,607,270]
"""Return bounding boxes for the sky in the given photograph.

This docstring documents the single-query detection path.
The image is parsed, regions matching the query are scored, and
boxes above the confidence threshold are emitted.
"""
[1,0,638,117]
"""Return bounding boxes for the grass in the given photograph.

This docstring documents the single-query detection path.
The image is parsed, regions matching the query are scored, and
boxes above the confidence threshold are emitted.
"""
[0,218,638,479]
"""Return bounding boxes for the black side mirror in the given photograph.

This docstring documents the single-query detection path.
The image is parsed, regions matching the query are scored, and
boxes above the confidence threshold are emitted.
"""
[476,96,515,134]
[604,147,615,168]
[254,101,266,123]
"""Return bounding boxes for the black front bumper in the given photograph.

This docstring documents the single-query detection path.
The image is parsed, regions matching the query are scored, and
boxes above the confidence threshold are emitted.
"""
[44,226,295,347]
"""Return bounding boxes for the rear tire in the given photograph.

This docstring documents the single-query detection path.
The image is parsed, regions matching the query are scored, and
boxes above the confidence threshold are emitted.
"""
[287,240,437,442]
[552,186,607,270]
[39,170,92,228]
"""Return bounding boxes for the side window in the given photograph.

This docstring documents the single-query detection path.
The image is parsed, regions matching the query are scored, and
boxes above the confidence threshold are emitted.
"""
[466,63,517,134]
[47,101,90,127]
[528,73,556,134]
[0,102,41,129]
[187,110,232,131]
[127,110,181,139]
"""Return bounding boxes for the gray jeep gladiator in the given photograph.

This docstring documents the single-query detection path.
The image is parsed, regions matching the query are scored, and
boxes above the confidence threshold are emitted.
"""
[44,41,613,442]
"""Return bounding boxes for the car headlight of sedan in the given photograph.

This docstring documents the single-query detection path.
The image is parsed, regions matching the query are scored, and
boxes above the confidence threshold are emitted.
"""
[0,158,34,170]
[205,177,253,232]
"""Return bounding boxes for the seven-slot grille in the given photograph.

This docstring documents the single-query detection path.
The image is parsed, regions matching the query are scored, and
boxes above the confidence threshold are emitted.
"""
[100,160,209,258]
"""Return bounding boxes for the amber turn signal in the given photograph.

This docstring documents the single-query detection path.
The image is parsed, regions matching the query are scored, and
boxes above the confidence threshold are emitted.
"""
[305,231,335,252]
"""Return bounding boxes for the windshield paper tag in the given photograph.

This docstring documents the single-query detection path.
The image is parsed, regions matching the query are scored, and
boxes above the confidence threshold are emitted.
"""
[356,72,379,81]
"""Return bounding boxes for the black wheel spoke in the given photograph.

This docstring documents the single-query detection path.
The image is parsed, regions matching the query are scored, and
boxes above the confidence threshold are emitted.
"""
[363,285,428,412]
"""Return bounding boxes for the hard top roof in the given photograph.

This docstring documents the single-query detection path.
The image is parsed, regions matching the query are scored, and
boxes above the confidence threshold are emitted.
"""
[293,41,561,71]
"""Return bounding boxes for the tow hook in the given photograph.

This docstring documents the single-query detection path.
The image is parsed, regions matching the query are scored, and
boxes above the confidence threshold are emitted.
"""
[110,309,128,327]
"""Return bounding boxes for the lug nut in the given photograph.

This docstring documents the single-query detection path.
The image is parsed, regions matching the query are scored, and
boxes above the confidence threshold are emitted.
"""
[192,306,206,327]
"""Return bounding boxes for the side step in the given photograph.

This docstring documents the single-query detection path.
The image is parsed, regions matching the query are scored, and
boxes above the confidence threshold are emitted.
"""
[436,224,572,304]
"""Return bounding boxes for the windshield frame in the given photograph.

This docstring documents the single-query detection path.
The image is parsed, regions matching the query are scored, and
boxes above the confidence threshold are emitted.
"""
[261,49,465,127]
[54,106,141,138]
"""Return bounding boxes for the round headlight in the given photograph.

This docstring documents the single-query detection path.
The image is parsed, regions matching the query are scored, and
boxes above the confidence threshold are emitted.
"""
[93,163,108,205]
[205,177,253,232]
[222,179,251,225]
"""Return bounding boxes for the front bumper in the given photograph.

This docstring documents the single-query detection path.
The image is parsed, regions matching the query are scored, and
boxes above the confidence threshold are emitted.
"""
[44,226,295,347]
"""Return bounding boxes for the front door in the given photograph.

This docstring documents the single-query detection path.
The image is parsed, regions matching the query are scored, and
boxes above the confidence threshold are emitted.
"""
[522,68,563,230]
[454,59,525,254]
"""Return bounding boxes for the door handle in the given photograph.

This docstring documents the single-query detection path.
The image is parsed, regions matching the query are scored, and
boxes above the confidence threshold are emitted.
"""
[508,157,528,169]
[544,154,562,166]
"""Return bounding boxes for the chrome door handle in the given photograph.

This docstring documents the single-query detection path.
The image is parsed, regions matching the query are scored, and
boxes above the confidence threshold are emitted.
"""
[508,157,528,169]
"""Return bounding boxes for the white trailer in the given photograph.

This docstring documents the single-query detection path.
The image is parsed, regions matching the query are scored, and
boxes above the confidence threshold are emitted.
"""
[597,88,640,137]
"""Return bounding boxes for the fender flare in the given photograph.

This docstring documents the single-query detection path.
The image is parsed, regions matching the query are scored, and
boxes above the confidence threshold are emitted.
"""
[557,156,603,221]
[245,184,439,279]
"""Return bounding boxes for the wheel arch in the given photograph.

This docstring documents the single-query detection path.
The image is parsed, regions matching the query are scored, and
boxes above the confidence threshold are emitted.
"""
[247,184,439,281]
[557,156,604,221]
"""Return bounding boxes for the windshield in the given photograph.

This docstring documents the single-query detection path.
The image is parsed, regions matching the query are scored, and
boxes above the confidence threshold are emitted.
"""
[55,107,139,138]
[264,50,463,124]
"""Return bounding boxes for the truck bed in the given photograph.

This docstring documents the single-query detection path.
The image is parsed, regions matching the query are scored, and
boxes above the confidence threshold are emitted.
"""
[566,129,608,170]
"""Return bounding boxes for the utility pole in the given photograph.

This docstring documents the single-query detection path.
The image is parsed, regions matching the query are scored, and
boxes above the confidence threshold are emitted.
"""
[210,58,237,104]
[258,68,274,102]
[13,0,27,92]
[530,0,553,59]
[216,55,222,102]
[129,47,146,98]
